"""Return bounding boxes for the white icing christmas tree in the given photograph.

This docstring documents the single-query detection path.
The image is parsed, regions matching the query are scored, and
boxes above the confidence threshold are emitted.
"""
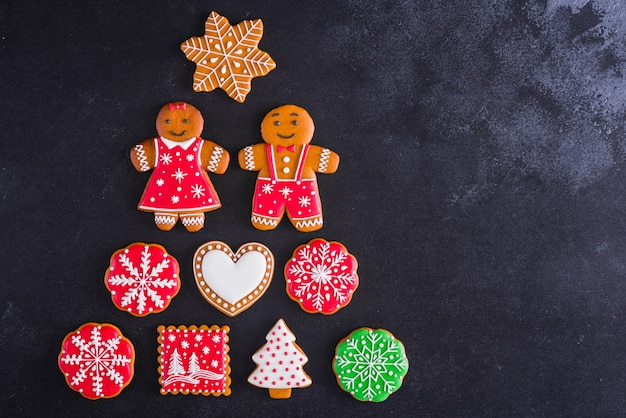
[247,318,312,398]
[167,348,185,376]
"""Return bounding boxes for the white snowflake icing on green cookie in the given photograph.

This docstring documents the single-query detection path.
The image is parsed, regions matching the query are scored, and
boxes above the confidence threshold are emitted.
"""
[333,328,408,402]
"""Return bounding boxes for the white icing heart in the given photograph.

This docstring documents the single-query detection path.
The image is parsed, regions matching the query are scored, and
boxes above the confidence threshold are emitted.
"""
[201,250,267,304]
[193,241,274,317]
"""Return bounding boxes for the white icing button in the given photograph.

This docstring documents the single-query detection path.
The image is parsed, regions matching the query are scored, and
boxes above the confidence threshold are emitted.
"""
[282,167,291,174]
[282,156,290,163]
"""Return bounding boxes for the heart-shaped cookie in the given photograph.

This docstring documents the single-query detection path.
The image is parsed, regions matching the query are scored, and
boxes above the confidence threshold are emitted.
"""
[193,241,274,316]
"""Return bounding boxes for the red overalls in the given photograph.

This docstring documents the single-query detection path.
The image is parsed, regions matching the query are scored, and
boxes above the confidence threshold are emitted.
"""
[251,144,322,223]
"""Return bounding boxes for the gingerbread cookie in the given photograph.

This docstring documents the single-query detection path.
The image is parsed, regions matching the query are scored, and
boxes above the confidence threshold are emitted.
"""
[193,241,274,317]
[285,238,358,314]
[248,318,312,399]
[157,325,231,396]
[104,243,180,316]
[333,328,409,402]
[130,102,229,232]
[238,104,340,232]
[58,322,135,399]
[180,11,276,103]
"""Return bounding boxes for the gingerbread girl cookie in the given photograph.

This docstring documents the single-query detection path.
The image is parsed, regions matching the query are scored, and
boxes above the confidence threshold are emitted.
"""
[238,104,339,232]
[130,102,229,232]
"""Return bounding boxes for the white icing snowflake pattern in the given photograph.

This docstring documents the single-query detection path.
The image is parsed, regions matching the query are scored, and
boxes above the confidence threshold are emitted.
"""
[298,196,311,207]
[156,178,165,187]
[212,334,221,343]
[286,240,358,313]
[171,195,180,204]
[107,246,178,315]
[180,11,276,103]
[279,186,293,198]
[160,153,173,165]
[171,168,188,183]
[59,325,133,398]
[186,154,195,162]
[262,183,274,194]
[334,329,408,402]
[191,184,205,199]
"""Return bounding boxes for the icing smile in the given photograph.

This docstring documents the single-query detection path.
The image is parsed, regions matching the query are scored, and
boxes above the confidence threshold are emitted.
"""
[277,133,295,139]
[169,130,187,137]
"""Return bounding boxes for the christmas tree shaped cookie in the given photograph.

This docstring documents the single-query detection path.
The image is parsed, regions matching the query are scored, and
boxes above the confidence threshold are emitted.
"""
[248,318,312,398]
[333,328,409,402]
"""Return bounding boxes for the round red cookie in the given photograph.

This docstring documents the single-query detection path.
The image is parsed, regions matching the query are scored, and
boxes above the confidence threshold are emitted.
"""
[58,322,135,399]
[284,238,359,314]
[104,243,180,316]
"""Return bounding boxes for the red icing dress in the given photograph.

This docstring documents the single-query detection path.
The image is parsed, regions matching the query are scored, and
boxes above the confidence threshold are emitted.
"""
[138,137,221,213]
[252,144,322,222]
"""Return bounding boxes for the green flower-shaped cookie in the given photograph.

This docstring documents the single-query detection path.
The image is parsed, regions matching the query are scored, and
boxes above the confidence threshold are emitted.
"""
[333,328,409,402]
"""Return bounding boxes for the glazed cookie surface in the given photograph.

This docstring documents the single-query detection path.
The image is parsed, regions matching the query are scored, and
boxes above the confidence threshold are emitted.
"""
[180,11,276,102]
[248,318,312,399]
[238,104,340,232]
[285,238,358,314]
[104,243,180,316]
[157,325,231,396]
[130,102,229,232]
[58,323,135,400]
[333,328,409,402]
[193,241,274,316]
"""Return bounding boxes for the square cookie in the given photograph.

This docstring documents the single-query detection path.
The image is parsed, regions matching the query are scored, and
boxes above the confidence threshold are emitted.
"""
[157,325,231,396]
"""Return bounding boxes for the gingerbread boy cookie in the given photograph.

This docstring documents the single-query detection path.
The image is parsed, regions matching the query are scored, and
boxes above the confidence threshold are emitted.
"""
[238,104,340,232]
[130,102,230,232]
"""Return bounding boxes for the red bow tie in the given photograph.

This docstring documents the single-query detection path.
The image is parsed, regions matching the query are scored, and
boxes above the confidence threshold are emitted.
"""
[277,145,296,153]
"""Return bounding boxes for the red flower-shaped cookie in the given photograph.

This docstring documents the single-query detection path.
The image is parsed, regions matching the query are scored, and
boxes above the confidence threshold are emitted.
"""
[285,239,359,314]
[105,243,180,316]
[58,323,135,399]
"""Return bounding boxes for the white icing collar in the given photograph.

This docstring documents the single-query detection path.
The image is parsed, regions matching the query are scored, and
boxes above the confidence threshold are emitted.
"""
[160,136,197,150]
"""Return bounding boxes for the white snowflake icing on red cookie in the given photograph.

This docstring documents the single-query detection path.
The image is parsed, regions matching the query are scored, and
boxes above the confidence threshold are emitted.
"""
[284,238,359,314]
[157,325,231,396]
[58,323,135,399]
[104,243,180,316]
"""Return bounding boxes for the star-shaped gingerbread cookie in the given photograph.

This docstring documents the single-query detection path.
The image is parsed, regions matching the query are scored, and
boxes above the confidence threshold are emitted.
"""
[180,11,276,103]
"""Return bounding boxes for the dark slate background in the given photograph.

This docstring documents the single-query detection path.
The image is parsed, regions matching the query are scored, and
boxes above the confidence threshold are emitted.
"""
[2,0,626,416]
